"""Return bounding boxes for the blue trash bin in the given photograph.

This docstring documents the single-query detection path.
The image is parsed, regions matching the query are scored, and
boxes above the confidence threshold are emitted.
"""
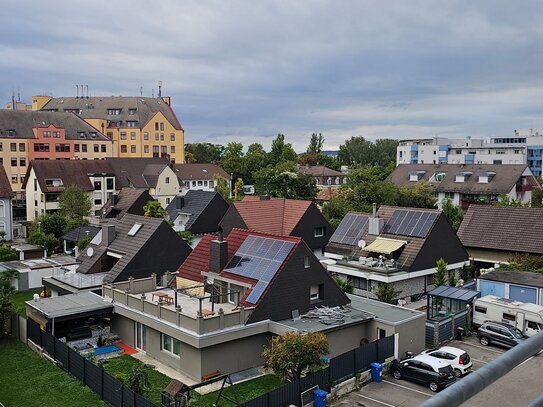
[370,362,383,383]
[313,388,328,407]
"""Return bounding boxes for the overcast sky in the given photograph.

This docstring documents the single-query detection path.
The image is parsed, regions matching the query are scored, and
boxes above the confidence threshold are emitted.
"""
[2,1,543,151]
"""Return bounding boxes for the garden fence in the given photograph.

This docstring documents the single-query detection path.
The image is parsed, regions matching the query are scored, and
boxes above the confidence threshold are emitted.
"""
[26,318,157,407]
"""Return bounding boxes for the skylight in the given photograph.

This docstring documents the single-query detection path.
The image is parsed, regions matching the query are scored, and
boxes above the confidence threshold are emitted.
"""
[127,223,143,236]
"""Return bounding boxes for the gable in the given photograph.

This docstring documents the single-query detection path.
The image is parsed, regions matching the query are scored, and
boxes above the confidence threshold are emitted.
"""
[219,205,247,236]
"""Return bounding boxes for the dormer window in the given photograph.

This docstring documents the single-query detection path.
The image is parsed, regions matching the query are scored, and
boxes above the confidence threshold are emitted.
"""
[455,172,472,182]
[45,178,63,187]
[107,108,121,115]
[128,108,137,115]
[408,171,426,181]
[434,172,446,182]
[126,121,138,127]
[478,172,496,184]
[78,132,86,138]
[7,130,15,137]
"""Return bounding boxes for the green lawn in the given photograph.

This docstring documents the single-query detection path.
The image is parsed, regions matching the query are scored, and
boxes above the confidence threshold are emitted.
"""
[11,290,36,317]
[0,340,106,407]
[102,354,283,407]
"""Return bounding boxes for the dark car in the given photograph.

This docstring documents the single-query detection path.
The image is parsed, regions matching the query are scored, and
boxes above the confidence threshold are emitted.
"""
[477,320,528,348]
[390,354,456,392]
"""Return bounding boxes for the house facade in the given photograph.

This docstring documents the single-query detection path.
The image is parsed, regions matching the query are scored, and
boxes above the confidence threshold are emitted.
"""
[219,196,334,256]
[325,206,469,301]
[387,163,540,209]
[174,163,231,193]
[35,95,185,164]
[24,160,116,221]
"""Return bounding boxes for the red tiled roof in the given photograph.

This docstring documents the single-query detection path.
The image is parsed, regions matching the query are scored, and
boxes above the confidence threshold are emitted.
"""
[234,198,312,235]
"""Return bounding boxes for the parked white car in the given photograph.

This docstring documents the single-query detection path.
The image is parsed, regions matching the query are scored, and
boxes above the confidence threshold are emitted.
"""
[421,346,473,377]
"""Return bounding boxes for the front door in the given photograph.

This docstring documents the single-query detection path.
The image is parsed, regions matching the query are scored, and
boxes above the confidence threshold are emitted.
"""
[135,322,146,352]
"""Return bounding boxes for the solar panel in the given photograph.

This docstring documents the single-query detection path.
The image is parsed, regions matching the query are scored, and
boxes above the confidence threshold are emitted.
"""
[385,210,438,238]
[330,213,369,245]
[224,236,295,304]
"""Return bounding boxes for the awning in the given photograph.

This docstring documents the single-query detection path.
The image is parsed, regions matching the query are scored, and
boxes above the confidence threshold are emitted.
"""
[364,238,406,254]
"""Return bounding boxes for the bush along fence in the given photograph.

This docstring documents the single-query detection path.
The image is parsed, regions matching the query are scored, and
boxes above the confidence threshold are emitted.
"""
[26,318,157,407]
[238,335,396,407]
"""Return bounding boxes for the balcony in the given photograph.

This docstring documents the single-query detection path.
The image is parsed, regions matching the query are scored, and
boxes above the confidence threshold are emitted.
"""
[516,184,533,192]
[334,255,402,274]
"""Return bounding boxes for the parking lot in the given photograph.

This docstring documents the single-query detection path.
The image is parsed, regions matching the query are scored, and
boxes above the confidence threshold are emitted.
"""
[333,335,543,407]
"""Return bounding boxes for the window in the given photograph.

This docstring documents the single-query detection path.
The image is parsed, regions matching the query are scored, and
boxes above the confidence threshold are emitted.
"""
[165,177,170,184]
[153,145,159,153]
[94,145,99,153]
[19,143,25,152]
[474,306,487,314]
[106,178,114,190]
[161,146,167,153]
[107,109,121,115]
[170,133,175,141]
[160,123,164,131]
[94,180,102,190]
[129,108,137,115]
[11,175,17,183]
[161,334,180,356]
[503,313,516,322]
[120,132,127,140]
[10,143,16,152]
[130,132,136,140]
[131,145,136,153]
[197,181,203,186]
[128,223,143,236]
[209,180,214,188]
[166,197,171,204]
[203,180,208,186]
[0,202,5,218]
[304,256,310,268]
[155,132,159,141]
[43,131,51,138]
[127,121,137,128]
[94,197,102,205]
[19,158,26,167]
[34,143,49,152]
[171,146,175,153]
[101,144,106,153]
[20,175,25,184]
[74,144,80,152]
[155,122,159,131]
[0,143,3,152]
[377,328,386,339]
[78,132,85,139]
[160,133,164,141]
[314,226,325,237]
[10,158,17,167]
[55,144,70,152]
[144,145,149,154]
[121,145,127,153]
[82,144,87,152]
[310,284,323,301]
[143,132,149,140]
[53,131,60,138]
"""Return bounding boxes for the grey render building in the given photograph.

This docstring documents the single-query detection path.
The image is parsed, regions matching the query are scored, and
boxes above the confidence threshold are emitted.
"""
[102,229,425,382]
[325,206,469,301]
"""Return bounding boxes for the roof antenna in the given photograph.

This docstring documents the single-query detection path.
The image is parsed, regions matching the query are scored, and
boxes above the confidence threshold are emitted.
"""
[158,80,162,98]
[76,84,79,98]
[86,85,89,99]
[140,86,143,97]
[81,84,84,98]
[17,87,20,102]
[11,88,15,110]
[152,88,154,98]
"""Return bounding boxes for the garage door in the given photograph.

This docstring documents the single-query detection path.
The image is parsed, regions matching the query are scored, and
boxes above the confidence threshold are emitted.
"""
[509,285,537,304]
[479,280,505,297]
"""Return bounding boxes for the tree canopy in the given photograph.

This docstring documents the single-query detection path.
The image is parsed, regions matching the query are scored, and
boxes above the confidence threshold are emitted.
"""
[307,133,325,154]
[338,136,398,166]
[59,185,92,220]
[441,198,464,231]
[143,200,166,218]
[253,163,318,200]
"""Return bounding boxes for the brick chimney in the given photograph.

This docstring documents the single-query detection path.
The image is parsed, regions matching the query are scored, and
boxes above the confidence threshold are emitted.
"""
[210,229,228,273]
[101,225,116,247]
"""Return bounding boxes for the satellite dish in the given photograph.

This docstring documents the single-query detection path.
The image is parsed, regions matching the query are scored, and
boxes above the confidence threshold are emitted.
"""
[357,240,366,249]
[86,247,94,258]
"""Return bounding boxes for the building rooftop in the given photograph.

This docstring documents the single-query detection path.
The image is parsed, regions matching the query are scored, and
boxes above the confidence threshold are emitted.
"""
[348,294,425,324]
[26,291,112,319]
[165,190,224,232]
[107,157,176,189]
[427,285,480,302]
[174,163,230,181]
[479,270,543,288]
[278,305,373,333]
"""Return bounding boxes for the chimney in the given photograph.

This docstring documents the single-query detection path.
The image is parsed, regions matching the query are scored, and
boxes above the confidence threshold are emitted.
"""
[111,193,119,206]
[210,230,228,273]
[176,196,184,210]
[368,203,383,235]
[101,225,116,247]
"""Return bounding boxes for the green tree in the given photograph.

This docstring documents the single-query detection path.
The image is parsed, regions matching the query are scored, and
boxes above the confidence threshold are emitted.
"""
[460,264,476,281]
[38,213,67,239]
[234,178,245,201]
[373,283,402,304]
[307,133,325,154]
[77,235,92,251]
[338,136,372,165]
[127,364,150,396]
[371,139,399,167]
[298,153,341,171]
[262,332,329,382]
[177,231,194,245]
[245,143,268,183]
[494,195,528,207]
[254,166,317,200]
[396,182,436,209]
[448,270,457,287]
[322,190,352,227]
[0,268,19,337]
[59,185,92,220]
[143,200,166,218]
[214,176,232,203]
[221,142,246,179]
[334,276,354,294]
[0,245,17,261]
[269,134,297,165]
[185,143,224,163]
[441,198,464,231]
[434,258,448,287]
[532,188,543,208]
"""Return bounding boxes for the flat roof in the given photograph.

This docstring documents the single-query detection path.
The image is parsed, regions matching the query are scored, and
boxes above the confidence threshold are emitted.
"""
[25,291,112,319]
[428,285,480,302]
[279,306,373,333]
[50,271,108,289]
[348,294,425,324]
[0,256,78,272]
[479,270,543,288]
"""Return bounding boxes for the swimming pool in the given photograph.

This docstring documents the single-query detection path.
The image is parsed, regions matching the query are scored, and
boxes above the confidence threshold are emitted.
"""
[94,345,121,356]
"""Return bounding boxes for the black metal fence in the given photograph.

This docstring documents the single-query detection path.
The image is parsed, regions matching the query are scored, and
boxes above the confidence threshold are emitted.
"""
[425,309,469,346]
[239,335,395,407]
[26,318,157,407]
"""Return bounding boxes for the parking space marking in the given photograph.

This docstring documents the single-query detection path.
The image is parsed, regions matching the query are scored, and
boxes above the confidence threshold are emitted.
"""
[461,342,504,354]
[471,358,487,364]
[382,380,433,397]
[357,394,396,406]
[518,355,536,367]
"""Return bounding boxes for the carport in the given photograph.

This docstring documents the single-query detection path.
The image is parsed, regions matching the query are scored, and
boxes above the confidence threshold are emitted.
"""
[427,285,480,321]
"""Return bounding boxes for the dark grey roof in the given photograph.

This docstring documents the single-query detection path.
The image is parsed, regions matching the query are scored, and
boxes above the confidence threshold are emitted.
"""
[25,291,112,319]
[107,158,176,188]
[62,226,101,243]
[458,206,543,254]
[100,188,151,219]
[0,110,110,140]
[428,285,480,302]
[76,214,166,282]
[479,270,543,288]
[296,165,344,177]
[387,164,539,194]
[41,96,183,130]
[165,190,218,230]
[348,294,425,324]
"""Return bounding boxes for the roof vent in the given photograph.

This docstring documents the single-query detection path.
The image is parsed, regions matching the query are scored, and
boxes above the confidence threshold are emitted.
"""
[260,195,271,200]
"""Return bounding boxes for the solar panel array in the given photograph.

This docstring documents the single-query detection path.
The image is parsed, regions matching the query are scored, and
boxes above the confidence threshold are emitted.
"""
[330,213,369,246]
[224,235,295,304]
[384,210,438,238]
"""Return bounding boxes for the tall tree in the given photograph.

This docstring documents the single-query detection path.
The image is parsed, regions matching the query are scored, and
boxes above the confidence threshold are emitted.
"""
[373,283,402,304]
[434,258,448,287]
[143,200,166,218]
[338,136,372,165]
[221,142,246,180]
[262,332,329,382]
[441,198,464,231]
[214,176,232,203]
[371,139,399,166]
[185,143,224,163]
[254,166,317,200]
[245,143,268,183]
[307,133,325,154]
[0,268,19,337]
[269,134,298,165]
[59,185,92,220]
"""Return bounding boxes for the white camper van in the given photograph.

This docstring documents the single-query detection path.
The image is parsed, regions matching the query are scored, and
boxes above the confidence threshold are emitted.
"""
[472,295,543,337]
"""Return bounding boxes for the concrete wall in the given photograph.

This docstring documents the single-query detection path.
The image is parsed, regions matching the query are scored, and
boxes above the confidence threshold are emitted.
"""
[387,317,426,357]
[325,323,371,357]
